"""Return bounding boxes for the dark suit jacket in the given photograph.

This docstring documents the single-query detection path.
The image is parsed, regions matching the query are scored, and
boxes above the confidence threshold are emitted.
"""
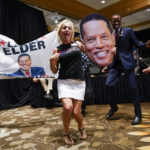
[111,27,145,70]
[12,67,45,77]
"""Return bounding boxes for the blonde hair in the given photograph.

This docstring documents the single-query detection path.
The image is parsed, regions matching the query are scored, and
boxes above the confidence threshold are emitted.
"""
[57,19,74,43]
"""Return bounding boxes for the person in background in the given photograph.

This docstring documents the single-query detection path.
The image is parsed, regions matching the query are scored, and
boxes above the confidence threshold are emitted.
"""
[50,19,87,145]
[74,33,92,117]
[14,53,54,100]
[33,76,55,100]
[81,52,91,117]
[104,14,150,125]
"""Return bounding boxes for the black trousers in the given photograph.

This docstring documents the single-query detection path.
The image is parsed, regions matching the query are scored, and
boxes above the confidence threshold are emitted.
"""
[106,62,141,116]
[82,76,94,111]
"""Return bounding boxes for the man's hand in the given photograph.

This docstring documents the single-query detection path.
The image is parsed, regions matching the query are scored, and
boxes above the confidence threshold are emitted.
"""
[146,40,150,48]
[33,77,38,83]
[142,66,150,74]
[102,66,109,73]
[111,47,116,55]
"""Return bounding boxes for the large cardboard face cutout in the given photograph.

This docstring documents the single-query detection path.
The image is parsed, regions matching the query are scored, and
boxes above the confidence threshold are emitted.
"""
[82,20,116,67]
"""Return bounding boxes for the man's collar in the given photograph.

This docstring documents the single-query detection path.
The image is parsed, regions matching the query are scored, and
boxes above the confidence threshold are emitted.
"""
[20,68,31,76]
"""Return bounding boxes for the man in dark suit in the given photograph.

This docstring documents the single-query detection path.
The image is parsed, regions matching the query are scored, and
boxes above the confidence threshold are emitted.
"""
[13,53,45,77]
[105,14,150,125]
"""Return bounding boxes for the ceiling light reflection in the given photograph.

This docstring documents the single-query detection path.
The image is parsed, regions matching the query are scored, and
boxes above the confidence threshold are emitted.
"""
[101,0,106,4]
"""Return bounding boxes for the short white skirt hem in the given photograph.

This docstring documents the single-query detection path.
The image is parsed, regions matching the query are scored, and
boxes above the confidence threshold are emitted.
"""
[57,79,86,101]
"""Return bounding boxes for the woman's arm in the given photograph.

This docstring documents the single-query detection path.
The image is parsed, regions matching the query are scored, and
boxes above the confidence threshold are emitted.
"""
[50,48,60,74]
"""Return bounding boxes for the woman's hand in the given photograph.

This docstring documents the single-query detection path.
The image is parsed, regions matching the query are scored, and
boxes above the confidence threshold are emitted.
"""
[50,52,60,62]
[50,49,60,63]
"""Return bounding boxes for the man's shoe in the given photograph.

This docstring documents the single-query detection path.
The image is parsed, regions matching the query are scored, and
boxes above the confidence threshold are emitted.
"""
[131,115,141,125]
[105,106,118,120]
[44,93,53,100]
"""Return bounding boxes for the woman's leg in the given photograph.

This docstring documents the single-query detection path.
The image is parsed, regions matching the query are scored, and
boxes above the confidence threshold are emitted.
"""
[72,99,87,139]
[61,98,74,144]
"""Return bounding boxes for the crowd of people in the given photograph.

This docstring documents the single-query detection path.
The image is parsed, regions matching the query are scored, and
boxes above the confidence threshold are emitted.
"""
[2,0,150,147]
[49,13,150,145]
[2,11,150,145]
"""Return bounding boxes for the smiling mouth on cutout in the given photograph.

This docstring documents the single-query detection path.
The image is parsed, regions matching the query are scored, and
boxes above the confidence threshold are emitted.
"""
[96,50,109,58]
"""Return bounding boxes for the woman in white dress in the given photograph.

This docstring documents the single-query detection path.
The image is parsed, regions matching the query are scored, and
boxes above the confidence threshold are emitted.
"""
[50,19,87,145]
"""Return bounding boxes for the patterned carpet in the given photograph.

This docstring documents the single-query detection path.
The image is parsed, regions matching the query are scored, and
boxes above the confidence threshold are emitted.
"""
[0,102,150,150]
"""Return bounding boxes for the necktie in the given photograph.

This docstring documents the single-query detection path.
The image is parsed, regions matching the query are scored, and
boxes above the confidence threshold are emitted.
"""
[115,29,120,60]
[25,71,30,77]
[115,29,120,45]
